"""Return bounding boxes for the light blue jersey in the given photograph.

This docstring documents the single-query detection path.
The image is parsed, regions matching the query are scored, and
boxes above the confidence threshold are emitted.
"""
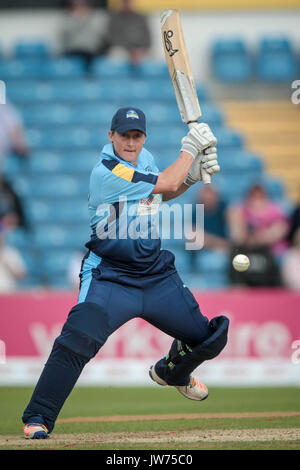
[85,144,175,274]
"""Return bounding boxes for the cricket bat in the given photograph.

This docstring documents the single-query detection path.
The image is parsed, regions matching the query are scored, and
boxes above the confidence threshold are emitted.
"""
[160,9,211,184]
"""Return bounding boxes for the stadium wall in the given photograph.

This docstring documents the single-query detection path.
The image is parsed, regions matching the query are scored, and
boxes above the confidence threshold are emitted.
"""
[0,10,300,80]
[1,289,300,387]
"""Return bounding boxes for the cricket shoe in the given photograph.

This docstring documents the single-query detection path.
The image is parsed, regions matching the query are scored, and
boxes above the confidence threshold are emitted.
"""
[149,365,209,401]
[23,423,49,439]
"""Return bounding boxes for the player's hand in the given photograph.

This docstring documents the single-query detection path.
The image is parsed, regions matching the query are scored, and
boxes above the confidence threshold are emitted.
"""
[181,123,217,159]
[184,147,220,186]
[201,146,220,177]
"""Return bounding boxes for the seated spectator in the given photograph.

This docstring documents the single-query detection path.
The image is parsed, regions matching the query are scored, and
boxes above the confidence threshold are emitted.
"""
[0,173,28,231]
[0,101,29,166]
[0,102,30,230]
[107,0,152,65]
[0,223,27,293]
[186,185,230,269]
[281,228,300,291]
[227,183,289,287]
[61,0,109,70]
[228,183,289,257]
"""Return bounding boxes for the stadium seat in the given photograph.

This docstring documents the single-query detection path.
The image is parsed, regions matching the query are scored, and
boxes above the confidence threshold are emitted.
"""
[220,150,264,175]
[14,174,89,199]
[26,127,105,149]
[91,57,131,78]
[13,40,50,59]
[211,38,253,82]
[147,125,185,148]
[257,37,297,82]
[7,80,55,103]
[0,57,85,80]
[40,249,78,275]
[43,58,86,79]
[26,199,89,224]
[33,225,89,249]
[4,228,30,250]
[214,128,244,151]
[0,59,42,80]
[2,153,26,177]
[172,249,194,273]
[134,59,169,78]
[260,176,286,200]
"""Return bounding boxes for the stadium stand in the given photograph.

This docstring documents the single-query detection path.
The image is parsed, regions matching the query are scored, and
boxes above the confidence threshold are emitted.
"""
[1,45,293,290]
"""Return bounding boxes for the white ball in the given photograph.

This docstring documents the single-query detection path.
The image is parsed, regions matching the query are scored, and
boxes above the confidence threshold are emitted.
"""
[232,254,250,272]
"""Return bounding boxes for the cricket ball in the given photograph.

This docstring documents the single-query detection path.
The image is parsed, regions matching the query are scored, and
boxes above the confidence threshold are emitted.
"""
[232,254,250,272]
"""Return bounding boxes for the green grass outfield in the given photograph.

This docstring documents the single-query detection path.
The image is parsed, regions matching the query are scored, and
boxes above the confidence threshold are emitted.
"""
[0,386,299,450]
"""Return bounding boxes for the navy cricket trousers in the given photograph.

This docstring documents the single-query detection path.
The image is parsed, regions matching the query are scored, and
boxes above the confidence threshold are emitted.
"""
[23,251,211,432]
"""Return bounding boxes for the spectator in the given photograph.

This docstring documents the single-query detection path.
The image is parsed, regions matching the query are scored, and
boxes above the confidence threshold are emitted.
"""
[0,174,28,230]
[228,184,289,257]
[107,0,152,65]
[0,102,29,230]
[186,185,230,269]
[0,101,29,166]
[0,223,27,293]
[61,0,109,70]
[281,227,300,291]
[227,183,289,287]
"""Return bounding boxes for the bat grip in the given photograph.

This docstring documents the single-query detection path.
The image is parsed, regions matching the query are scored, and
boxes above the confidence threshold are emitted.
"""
[188,122,211,184]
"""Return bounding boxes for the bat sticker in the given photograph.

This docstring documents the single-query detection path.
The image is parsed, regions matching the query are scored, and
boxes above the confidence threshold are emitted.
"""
[164,30,179,57]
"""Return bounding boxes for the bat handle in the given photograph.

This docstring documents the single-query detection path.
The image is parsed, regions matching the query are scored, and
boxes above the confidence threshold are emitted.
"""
[188,122,211,185]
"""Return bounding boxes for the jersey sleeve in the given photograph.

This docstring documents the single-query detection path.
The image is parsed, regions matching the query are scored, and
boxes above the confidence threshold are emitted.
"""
[95,159,159,204]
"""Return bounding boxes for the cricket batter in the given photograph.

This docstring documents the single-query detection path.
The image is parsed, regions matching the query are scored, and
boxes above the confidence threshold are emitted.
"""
[22,107,229,439]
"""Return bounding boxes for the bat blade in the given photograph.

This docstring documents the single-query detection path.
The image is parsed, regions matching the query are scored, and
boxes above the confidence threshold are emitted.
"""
[160,9,201,125]
[160,9,210,184]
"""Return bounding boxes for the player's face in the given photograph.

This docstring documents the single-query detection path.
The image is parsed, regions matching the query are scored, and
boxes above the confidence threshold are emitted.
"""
[109,130,146,165]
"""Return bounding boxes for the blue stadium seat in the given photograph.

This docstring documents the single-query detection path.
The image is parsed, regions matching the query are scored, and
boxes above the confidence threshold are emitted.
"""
[0,57,85,80]
[2,153,26,177]
[26,127,105,149]
[220,150,264,175]
[14,175,88,198]
[0,59,42,80]
[260,176,285,200]
[172,249,194,273]
[33,225,89,249]
[196,250,230,274]
[211,38,253,82]
[214,128,244,151]
[257,37,297,82]
[147,125,185,148]
[21,104,72,125]
[134,59,169,78]
[13,40,50,59]
[212,173,258,203]
[4,228,30,250]
[200,103,224,127]
[7,81,54,103]
[92,57,131,78]
[43,58,86,78]
[40,249,79,276]
[26,199,88,224]
[28,150,98,174]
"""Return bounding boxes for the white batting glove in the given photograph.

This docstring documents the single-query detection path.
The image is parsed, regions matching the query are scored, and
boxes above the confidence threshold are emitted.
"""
[181,123,217,159]
[184,147,220,186]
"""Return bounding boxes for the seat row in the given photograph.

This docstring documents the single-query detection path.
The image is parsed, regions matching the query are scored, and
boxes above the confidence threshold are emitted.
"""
[212,36,299,82]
